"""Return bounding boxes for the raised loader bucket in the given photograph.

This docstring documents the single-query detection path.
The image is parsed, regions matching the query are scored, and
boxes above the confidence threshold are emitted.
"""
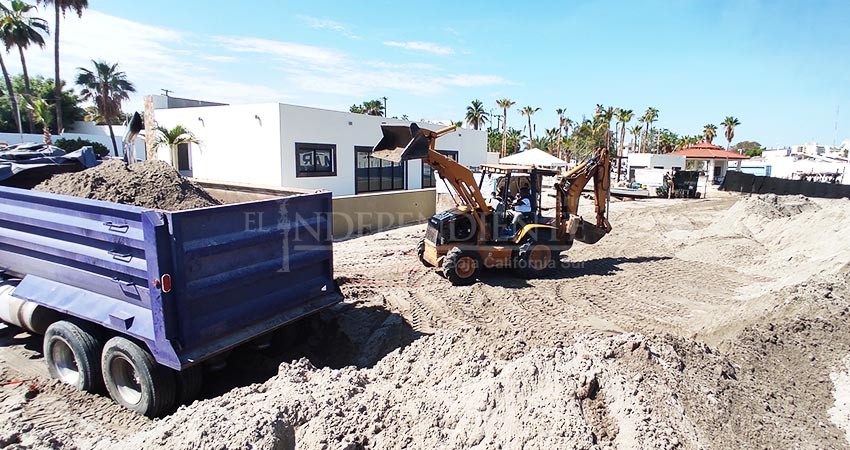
[371,123,430,163]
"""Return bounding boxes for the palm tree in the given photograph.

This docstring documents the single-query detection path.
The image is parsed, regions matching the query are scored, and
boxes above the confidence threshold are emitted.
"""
[38,0,87,134]
[465,99,489,130]
[151,124,200,168]
[642,107,659,152]
[615,109,633,181]
[629,124,643,155]
[1,0,49,133]
[0,43,20,134]
[495,98,515,158]
[519,106,540,148]
[75,60,135,156]
[554,108,566,159]
[703,124,718,144]
[721,116,741,152]
[22,95,51,144]
[544,127,560,154]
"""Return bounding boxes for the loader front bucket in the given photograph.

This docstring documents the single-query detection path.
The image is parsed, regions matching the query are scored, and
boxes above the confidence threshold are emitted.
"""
[371,123,430,163]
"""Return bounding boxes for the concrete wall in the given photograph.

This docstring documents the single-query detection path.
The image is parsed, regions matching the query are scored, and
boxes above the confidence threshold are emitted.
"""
[0,129,144,158]
[332,188,435,237]
[154,103,284,185]
[627,153,686,171]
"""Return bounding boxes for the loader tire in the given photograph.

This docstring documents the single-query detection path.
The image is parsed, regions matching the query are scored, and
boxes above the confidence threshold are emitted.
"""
[102,337,175,417]
[514,242,557,279]
[443,247,480,286]
[44,320,104,393]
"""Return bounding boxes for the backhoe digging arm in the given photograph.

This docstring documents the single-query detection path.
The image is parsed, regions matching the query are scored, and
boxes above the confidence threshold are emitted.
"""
[554,147,612,244]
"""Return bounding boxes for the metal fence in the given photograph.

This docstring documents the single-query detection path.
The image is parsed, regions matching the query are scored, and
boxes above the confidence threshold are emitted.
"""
[720,171,850,199]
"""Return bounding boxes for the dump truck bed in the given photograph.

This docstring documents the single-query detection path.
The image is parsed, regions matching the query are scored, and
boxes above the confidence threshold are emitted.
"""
[0,184,341,370]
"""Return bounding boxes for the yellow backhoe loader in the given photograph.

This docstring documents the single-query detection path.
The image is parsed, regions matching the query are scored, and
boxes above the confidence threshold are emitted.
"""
[372,123,612,285]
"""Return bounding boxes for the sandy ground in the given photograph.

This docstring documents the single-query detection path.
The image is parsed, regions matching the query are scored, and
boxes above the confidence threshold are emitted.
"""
[1,192,849,449]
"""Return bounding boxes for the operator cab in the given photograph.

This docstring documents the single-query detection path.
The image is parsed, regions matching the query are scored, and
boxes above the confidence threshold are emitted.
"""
[480,164,557,237]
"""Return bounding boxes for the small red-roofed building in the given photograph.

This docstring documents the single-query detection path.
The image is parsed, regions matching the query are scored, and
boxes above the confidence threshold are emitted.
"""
[669,141,749,183]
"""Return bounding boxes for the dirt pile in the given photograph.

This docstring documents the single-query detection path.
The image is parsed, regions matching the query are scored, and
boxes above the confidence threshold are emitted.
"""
[33,159,220,210]
[676,194,850,289]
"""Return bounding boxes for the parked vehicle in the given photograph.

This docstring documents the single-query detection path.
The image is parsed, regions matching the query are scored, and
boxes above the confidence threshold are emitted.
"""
[0,180,341,416]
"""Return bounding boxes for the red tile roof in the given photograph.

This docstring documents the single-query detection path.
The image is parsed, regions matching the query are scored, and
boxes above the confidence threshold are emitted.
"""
[668,142,750,160]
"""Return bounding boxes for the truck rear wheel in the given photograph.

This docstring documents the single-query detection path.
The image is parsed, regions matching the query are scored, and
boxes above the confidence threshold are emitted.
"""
[44,320,103,393]
[443,247,480,286]
[416,239,433,267]
[102,337,175,417]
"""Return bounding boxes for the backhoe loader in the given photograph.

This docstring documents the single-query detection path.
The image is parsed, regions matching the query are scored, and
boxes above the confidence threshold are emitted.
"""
[371,123,612,285]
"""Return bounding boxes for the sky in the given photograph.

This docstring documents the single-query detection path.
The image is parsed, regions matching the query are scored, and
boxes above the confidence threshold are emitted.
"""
[6,0,850,147]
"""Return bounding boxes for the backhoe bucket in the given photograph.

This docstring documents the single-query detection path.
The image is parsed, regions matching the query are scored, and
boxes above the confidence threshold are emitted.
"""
[575,222,610,245]
[371,123,430,163]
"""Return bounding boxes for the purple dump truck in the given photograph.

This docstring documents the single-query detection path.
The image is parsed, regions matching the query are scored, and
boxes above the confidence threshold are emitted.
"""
[0,182,341,416]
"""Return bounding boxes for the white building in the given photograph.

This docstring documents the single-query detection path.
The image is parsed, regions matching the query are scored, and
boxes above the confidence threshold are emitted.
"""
[153,102,487,196]
[626,153,686,180]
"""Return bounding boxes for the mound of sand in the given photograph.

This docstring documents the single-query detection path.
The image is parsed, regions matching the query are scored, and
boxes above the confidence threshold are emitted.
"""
[33,160,220,210]
[676,194,850,288]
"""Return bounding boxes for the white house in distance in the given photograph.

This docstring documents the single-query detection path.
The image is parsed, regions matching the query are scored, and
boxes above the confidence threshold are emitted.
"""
[152,100,487,197]
[626,153,686,180]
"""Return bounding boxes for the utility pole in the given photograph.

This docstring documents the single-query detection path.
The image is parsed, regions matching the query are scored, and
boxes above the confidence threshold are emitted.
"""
[381,96,387,117]
[161,89,173,97]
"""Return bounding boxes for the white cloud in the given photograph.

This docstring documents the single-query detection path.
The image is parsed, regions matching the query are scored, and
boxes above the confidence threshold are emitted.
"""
[212,36,345,67]
[296,15,359,39]
[4,9,508,111]
[383,41,455,55]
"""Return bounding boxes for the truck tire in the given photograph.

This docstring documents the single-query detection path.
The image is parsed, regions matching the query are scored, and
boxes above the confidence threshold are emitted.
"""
[175,364,204,405]
[443,247,480,286]
[514,242,556,279]
[416,239,433,267]
[43,320,103,393]
[101,337,176,417]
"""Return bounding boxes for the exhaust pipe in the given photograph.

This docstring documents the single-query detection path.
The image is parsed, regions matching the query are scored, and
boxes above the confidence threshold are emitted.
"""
[0,280,60,335]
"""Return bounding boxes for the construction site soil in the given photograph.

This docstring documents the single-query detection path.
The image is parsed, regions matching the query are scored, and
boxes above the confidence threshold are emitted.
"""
[33,160,221,210]
[1,192,849,449]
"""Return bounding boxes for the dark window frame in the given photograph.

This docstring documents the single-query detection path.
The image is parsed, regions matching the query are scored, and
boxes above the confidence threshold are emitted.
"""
[295,142,337,177]
[422,150,458,188]
[355,146,407,194]
[176,142,191,171]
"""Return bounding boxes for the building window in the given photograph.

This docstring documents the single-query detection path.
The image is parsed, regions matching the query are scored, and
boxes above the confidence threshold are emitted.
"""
[296,143,336,177]
[422,150,458,188]
[355,146,405,193]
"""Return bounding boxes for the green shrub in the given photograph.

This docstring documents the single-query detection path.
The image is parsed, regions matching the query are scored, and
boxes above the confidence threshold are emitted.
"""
[54,137,110,158]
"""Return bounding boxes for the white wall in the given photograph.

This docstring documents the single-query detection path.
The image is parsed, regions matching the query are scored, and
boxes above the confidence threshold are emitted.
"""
[627,153,686,171]
[0,130,142,157]
[278,104,487,195]
[154,103,283,185]
[151,102,487,196]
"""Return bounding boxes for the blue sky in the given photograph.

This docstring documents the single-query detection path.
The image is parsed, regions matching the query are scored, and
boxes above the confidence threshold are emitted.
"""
[9,0,850,146]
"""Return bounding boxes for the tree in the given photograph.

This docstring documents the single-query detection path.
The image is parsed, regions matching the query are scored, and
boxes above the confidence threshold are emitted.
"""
[464,99,489,130]
[22,95,51,144]
[519,106,540,148]
[75,60,135,156]
[731,140,761,154]
[629,124,643,154]
[349,99,384,116]
[554,108,566,159]
[0,74,84,132]
[151,124,199,168]
[703,124,718,144]
[495,98,514,158]
[1,0,48,133]
[38,0,87,134]
[641,107,659,152]
[615,109,633,181]
[722,116,741,152]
